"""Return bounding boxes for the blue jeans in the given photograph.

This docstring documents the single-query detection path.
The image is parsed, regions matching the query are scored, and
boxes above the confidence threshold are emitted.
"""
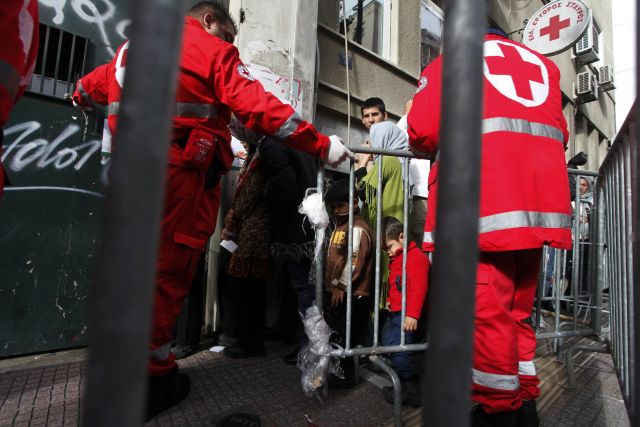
[286,258,315,346]
[382,312,415,379]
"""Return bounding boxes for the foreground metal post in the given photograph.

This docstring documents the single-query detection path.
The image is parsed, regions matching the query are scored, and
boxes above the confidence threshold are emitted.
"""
[422,0,485,425]
[82,0,186,425]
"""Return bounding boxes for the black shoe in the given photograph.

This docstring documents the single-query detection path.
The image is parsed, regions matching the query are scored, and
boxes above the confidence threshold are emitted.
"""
[517,400,539,427]
[471,405,518,427]
[327,373,356,389]
[146,368,190,421]
[223,343,266,359]
[283,348,300,365]
[382,377,421,407]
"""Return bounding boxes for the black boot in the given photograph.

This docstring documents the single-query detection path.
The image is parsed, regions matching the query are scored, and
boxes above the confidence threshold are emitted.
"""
[146,367,190,421]
[517,400,539,427]
[382,376,421,407]
[471,404,518,427]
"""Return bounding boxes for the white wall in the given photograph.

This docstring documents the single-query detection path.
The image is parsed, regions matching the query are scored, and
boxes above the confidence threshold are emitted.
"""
[612,0,637,130]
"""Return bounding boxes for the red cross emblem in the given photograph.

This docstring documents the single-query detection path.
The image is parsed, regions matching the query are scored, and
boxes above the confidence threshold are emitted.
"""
[540,15,571,41]
[485,43,544,101]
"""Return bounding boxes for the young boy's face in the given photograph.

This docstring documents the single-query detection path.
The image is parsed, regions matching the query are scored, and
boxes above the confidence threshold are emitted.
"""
[330,201,350,217]
[329,198,358,218]
[383,235,404,258]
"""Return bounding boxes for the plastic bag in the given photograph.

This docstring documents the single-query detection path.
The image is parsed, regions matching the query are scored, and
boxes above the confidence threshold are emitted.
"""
[297,304,342,397]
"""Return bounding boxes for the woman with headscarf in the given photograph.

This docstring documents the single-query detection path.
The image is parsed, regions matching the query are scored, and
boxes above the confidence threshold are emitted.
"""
[355,121,408,226]
[354,121,409,311]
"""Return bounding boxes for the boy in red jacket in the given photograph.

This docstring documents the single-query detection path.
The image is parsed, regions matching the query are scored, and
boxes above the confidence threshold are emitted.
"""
[381,216,430,406]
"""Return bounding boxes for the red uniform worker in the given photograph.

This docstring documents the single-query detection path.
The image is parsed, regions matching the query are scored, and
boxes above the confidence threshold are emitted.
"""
[0,0,39,199]
[73,2,352,419]
[408,27,572,426]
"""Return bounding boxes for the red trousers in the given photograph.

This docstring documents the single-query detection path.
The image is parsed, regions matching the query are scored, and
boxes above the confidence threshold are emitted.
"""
[148,152,221,376]
[472,248,543,413]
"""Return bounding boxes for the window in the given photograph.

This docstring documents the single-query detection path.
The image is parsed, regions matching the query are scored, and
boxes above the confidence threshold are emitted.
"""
[420,1,444,69]
[340,0,391,58]
[29,24,91,99]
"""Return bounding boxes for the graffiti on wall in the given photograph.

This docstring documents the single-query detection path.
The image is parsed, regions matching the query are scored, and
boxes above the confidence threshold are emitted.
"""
[2,120,105,197]
[39,0,130,57]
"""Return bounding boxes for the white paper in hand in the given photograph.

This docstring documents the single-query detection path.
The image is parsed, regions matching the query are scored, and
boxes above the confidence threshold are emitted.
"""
[220,239,238,253]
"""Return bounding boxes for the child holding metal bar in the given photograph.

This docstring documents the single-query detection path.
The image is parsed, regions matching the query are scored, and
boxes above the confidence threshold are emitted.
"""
[380,216,430,407]
[323,179,375,388]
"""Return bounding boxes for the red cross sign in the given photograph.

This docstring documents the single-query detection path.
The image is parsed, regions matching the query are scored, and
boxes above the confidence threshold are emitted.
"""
[540,15,571,41]
[523,0,590,56]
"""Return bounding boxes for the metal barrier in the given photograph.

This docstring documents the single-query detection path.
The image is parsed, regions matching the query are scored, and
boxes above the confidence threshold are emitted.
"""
[532,169,604,346]
[314,146,427,427]
[597,107,638,423]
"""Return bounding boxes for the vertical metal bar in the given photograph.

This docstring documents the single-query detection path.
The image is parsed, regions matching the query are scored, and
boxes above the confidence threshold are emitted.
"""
[422,0,485,424]
[373,156,383,347]
[592,177,603,335]
[66,34,77,94]
[82,0,187,425]
[53,30,64,95]
[80,37,89,78]
[52,29,63,97]
[346,161,355,350]
[572,173,580,328]
[624,139,633,400]
[315,163,325,306]
[400,158,409,346]
[534,246,547,332]
[39,25,50,94]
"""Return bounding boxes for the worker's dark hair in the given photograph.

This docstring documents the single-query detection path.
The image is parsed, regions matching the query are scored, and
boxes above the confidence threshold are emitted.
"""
[361,97,386,115]
[325,179,354,205]
[188,1,238,34]
[382,216,404,242]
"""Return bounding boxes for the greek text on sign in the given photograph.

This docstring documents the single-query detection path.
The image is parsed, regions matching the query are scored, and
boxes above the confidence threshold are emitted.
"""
[523,0,590,56]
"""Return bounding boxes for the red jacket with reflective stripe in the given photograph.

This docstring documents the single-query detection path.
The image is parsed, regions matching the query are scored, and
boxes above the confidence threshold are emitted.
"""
[72,17,329,160]
[408,34,572,252]
[0,0,39,126]
[387,242,430,319]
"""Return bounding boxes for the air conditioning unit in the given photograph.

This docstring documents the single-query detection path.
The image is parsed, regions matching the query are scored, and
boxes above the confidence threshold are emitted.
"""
[574,70,599,103]
[574,23,599,65]
[598,65,616,91]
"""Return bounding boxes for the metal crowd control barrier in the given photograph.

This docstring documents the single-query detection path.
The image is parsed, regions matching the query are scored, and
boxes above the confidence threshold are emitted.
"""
[314,146,427,427]
[529,106,638,425]
[532,169,604,345]
[598,107,638,423]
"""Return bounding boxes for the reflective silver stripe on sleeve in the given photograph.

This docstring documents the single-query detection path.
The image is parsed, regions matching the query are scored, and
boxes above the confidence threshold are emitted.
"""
[274,112,303,140]
[423,231,434,244]
[108,101,120,115]
[482,117,565,144]
[472,369,519,391]
[149,342,172,361]
[175,102,216,118]
[518,361,536,376]
[0,59,21,100]
[108,101,215,119]
[77,81,95,107]
[480,211,571,234]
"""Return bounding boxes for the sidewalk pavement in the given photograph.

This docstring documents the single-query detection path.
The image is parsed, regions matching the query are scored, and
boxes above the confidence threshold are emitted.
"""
[0,336,632,426]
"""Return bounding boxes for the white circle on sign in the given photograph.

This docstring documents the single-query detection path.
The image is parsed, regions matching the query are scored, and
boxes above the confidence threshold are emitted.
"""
[484,40,549,107]
[523,0,590,56]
